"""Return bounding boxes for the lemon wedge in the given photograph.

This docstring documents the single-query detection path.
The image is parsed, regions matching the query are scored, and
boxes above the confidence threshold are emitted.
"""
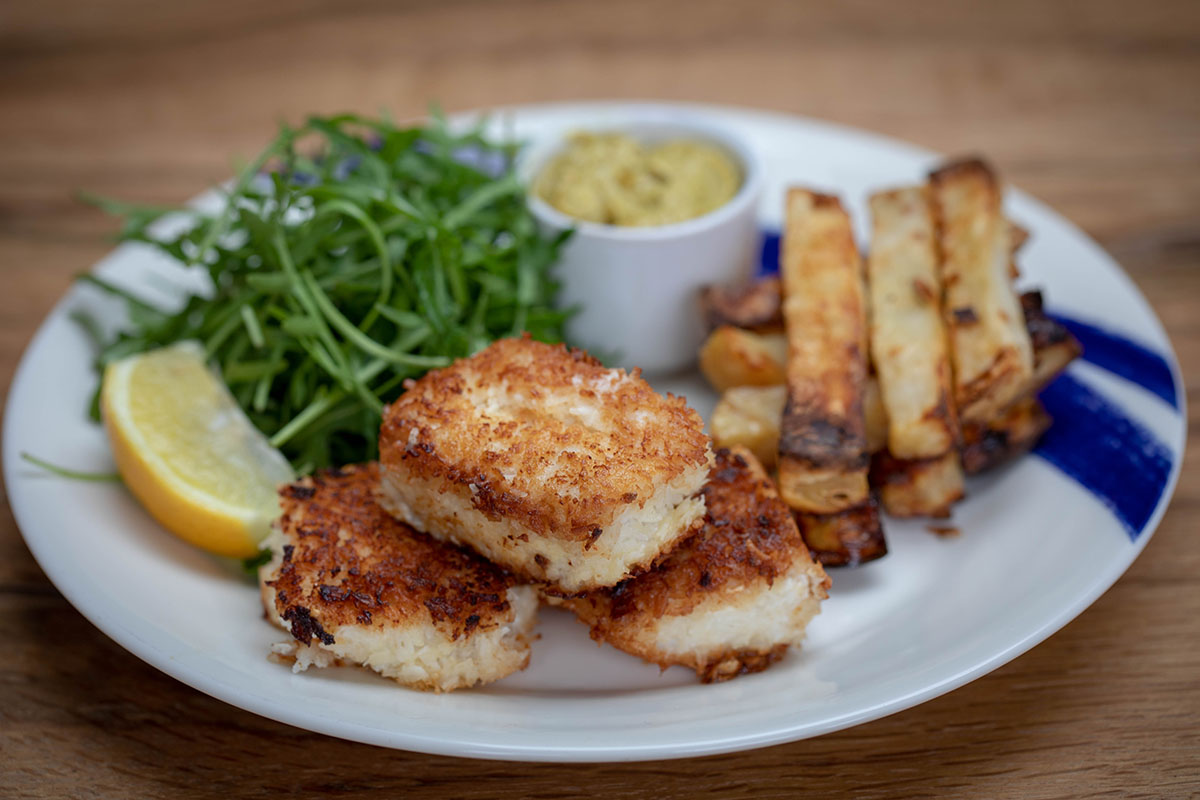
[101,342,295,558]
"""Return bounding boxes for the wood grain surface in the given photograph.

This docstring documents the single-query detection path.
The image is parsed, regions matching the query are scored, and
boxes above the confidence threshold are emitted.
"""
[2,1,1198,797]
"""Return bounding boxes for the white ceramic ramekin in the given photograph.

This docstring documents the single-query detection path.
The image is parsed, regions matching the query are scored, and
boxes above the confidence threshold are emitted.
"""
[520,109,763,374]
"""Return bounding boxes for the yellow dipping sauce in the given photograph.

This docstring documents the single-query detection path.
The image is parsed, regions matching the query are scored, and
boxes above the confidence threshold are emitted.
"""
[533,132,741,227]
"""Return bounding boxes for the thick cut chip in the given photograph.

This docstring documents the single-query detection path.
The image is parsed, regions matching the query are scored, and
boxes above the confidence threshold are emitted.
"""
[378,337,713,594]
[955,292,1077,474]
[699,326,788,392]
[794,500,887,568]
[867,187,959,459]
[960,399,1052,474]
[711,378,886,470]
[930,159,1034,424]
[560,447,830,683]
[1021,290,1084,393]
[260,464,538,693]
[710,385,787,469]
[870,450,965,518]
[776,190,870,513]
[700,278,784,333]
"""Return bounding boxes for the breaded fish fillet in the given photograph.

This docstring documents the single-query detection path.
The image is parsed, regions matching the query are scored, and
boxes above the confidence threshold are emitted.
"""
[259,463,538,693]
[378,337,713,594]
[560,447,830,682]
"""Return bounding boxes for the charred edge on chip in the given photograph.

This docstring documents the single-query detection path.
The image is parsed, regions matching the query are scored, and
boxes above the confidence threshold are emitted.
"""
[952,306,979,325]
[1021,290,1075,351]
[809,192,844,210]
[778,398,869,470]
[795,503,887,568]
[929,156,995,186]
[699,277,785,333]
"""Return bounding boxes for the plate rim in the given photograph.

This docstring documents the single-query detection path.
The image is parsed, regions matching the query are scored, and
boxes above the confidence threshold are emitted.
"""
[3,98,1187,762]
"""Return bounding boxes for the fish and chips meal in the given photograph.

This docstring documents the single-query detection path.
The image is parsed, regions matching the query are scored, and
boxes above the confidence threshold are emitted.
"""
[80,112,1081,692]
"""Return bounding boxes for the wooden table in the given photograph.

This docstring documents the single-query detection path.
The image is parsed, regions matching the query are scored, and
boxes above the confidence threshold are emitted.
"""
[3,1,1198,796]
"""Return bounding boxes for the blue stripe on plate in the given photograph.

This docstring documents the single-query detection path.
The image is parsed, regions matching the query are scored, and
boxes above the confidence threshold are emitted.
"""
[758,230,781,277]
[1034,374,1174,540]
[1051,316,1179,409]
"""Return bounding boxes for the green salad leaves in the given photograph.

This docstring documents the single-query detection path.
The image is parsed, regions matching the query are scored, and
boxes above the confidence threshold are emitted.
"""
[79,113,571,473]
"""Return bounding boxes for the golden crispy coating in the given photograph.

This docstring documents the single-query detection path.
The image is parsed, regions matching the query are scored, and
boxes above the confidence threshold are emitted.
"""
[380,337,711,542]
[378,337,711,593]
[777,190,870,513]
[265,464,521,645]
[563,447,829,682]
[595,448,821,615]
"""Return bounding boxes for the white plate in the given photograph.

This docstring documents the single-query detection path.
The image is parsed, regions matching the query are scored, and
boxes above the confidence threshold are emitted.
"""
[3,101,1186,762]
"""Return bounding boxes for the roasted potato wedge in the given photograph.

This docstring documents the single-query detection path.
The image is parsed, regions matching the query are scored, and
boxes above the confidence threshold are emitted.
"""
[710,385,787,468]
[794,500,887,567]
[960,398,1052,474]
[930,158,1034,424]
[699,326,788,392]
[699,277,784,333]
[776,190,870,514]
[867,186,959,460]
[870,450,965,518]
